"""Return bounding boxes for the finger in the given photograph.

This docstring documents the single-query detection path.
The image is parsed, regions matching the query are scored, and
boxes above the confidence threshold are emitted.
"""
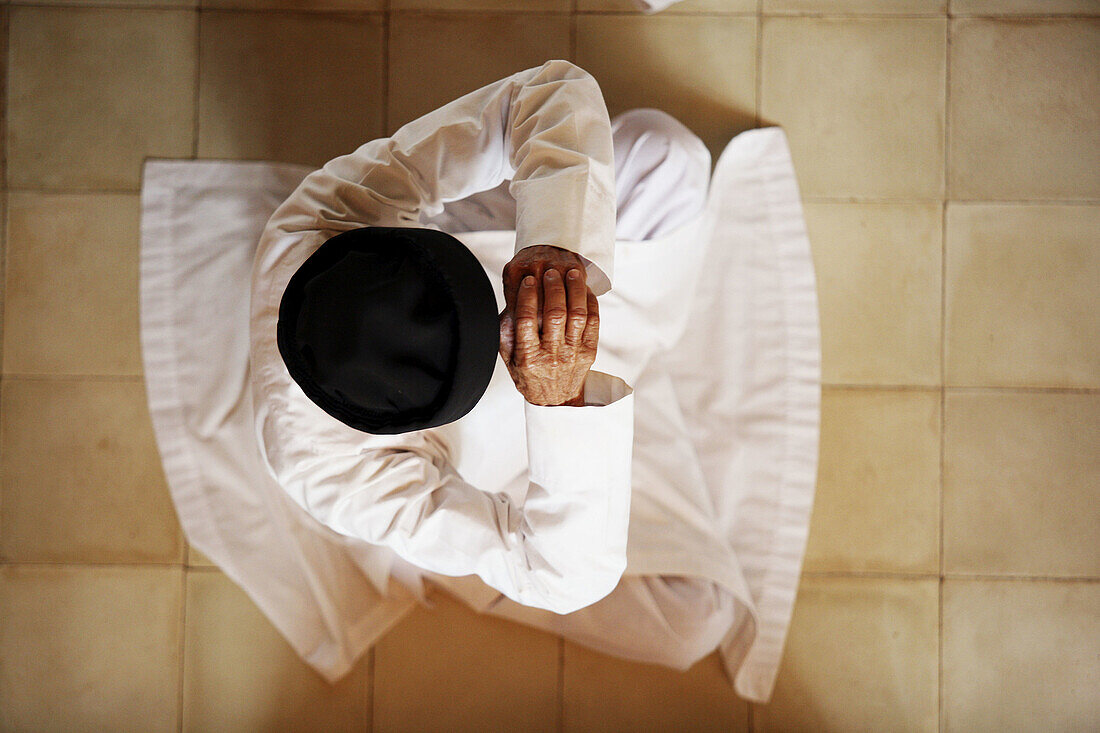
[563,268,587,347]
[502,271,520,335]
[535,269,544,332]
[541,269,567,350]
[513,275,540,366]
[507,266,543,333]
[582,288,600,354]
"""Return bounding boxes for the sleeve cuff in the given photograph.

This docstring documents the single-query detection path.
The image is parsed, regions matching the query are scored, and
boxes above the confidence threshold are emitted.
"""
[522,370,634,492]
[576,253,612,298]
[578,370,632,407]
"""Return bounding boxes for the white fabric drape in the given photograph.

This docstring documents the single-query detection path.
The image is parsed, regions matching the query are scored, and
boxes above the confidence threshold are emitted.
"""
[140,74,820,704]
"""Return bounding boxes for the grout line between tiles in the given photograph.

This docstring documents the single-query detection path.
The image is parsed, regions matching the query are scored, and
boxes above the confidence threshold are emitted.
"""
[823,383,1100,394]
[944,574,1100,583]
[802,570,1100,582]
[192,6,200,160]
[568,0,576,64]
[176,566,187,733]
[946,385,1100,394]
[754,0,762,131]
[381,0,389,136]
[804,569,940,580]
[939,16,950,733]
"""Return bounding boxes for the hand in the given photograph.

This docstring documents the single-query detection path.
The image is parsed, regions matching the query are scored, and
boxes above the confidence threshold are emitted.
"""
[499,268,599,406]
[500,245,588,335]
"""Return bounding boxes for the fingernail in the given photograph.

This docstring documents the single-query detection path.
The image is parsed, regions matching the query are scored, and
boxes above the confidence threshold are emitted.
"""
[545,270,558,279]
[523,276,535,285]
[567,269,580,280]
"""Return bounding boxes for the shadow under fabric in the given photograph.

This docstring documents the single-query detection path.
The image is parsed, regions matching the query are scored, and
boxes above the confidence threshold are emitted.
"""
[138,125,821,705]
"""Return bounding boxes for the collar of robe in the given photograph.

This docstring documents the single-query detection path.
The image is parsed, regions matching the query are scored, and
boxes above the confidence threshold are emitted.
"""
[277,226,500,435]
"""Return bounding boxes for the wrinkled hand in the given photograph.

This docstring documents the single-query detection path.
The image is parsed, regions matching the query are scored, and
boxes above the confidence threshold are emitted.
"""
[498,263,599,407]
[500,245,589,334]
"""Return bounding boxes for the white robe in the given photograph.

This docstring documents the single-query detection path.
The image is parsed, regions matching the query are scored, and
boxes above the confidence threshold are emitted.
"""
[632,0,684,12]
[139,61,820,704]
[249,60,632,617]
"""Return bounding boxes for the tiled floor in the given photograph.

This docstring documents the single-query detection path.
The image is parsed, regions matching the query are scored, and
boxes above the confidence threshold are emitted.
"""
[1,0,1097,730]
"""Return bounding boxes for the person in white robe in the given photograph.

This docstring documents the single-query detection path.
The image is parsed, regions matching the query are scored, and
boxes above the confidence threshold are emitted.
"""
[140,58,820,705]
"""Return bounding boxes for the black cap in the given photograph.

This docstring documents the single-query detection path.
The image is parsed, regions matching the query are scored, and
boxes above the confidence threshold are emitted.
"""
[277,226,500,435]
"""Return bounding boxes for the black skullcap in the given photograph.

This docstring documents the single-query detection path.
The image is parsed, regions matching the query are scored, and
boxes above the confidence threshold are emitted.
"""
[277,226,500,435]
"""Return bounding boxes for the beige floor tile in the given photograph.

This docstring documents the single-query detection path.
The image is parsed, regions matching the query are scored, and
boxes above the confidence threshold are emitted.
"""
[943,579,1100,732]
[952,0,1100,17]
[182,570,369,731]
[948,19,1100,200]
[761,17,946,199]
[579,0,755,12]
[805,202,942,386]
[373,591,559,732]
[393,0,567,9]
[563,646,748,732]
[944,391,1100,577]
[764,0,946,13]
[757,576,939,732]
[0,378,183,563]
[576,15,757,166]
[198,11,384,168]
[3,193,141,376]
[805,388,941,574]
[945,204,1100,388]
[0,564,183,732]
[7,7,195,191]
[387,13,571,134]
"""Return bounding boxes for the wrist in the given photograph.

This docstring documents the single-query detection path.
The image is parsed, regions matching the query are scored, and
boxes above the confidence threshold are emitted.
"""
[560,378,587,407]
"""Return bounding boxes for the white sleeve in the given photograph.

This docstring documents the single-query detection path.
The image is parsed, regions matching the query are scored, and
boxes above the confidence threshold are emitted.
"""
[257,58,617,296]
[249,60,632,615]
